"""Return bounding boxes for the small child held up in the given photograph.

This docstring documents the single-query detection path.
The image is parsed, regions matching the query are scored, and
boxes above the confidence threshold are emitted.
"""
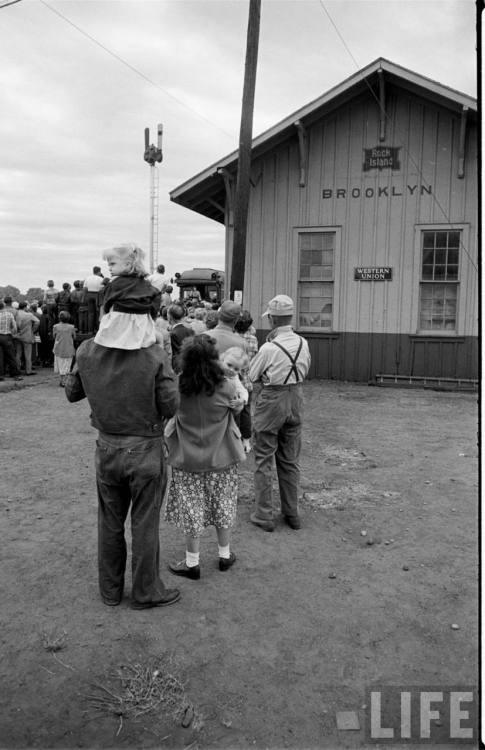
[52,311,76,387]
[219,346,251,453]
[94,243,162,350]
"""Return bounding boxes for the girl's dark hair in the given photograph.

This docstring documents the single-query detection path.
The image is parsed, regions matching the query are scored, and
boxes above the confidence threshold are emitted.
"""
[234,309,253,334]
[178,334,225,397]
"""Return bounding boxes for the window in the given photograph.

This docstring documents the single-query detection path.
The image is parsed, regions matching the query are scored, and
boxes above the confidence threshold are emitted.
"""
[298,232,334,329]
[418,230,460,331]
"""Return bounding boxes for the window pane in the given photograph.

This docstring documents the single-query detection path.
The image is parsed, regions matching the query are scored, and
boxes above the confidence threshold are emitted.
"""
[435,232,448,248]
[448,232,460,249]
[322,233,335,249]
[423,232,435,249]
[300,265,310,277]
[422,249,434,265]
[422,265,434,280]
[310,234,324,250]
[300,249,312,264]
[321,266,333,280]
[446,265,458,280]
[448,248,458,265]
[300,235,311,250]
[419,282,457,331]
[434,265,446,279]
[435,248,447,264]
[311,249,323,265]
[310,265,323,279]
[309,298,323,312]
[322,250,333,264]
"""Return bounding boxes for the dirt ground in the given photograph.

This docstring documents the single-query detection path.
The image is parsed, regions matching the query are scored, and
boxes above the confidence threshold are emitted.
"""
[0,370,479,749]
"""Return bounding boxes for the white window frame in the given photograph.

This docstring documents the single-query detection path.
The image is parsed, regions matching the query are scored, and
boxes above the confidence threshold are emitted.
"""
[413,223,469,336]
[293,226,341,333]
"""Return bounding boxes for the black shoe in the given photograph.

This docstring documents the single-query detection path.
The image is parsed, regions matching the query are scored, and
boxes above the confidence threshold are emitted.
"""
[101,597,121,607]
[283,515,301,530]
[130,588,181,610]
[168,560,201,580]
[250,512,275,532]
[219,551,236,571]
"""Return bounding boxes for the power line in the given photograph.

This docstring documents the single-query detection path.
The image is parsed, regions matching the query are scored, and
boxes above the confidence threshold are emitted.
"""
[0,0,24,9]
[318,0,477,273]
[38,0,235,141]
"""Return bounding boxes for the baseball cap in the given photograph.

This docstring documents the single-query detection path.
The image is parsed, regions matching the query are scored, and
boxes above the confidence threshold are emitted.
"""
[218,300,242,323]
[262,294,294,317]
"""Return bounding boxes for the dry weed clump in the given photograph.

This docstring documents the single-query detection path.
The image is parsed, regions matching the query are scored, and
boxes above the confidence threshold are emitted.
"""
[85,653,200,735]
[41,628,67,652]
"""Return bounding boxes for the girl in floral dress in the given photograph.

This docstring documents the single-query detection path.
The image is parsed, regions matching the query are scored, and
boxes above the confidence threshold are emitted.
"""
[164,335,246,579]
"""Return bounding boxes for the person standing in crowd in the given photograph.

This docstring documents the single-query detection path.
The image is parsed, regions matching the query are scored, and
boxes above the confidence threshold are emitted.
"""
[186,306,207,334]
[161,284,173,309]
[249,295,311,533]
[14,301,39,376]
[164,335,246,580]
[56,283,72,319]
[3,296,18,322]
[235,310,259,454]
[43,280,58,326]
[147,263,166,291]
[65,243,180,610]
[0,301,22,381]
[77,284,89,334]
[38,304,54,366]
[83,266,105,334]
[209,300,245,354]
[167,303,193,373]
[205,309,218,330]
[96,277,111,323]
[69,281,84,330]
[52,311,76,386]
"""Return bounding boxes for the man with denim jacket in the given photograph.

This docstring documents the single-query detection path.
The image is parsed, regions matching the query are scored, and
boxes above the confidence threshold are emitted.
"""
[65,332,180,610]
[249,295,311,533]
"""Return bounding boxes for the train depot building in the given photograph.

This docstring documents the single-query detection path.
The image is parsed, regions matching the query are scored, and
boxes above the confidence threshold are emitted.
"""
[170,59,478,384]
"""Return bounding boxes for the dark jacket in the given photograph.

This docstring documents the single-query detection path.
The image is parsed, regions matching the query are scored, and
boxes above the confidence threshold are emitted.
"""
[65,339,179,436]
[102,275,161,319]
[165,378,245,472]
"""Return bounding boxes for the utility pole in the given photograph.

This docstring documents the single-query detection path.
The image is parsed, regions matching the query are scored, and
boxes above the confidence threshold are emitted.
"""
[143,124,163,272]
[230,0,261,300]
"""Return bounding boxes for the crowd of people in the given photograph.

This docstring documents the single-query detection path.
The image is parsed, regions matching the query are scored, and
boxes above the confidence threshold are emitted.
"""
[4,243,312,610]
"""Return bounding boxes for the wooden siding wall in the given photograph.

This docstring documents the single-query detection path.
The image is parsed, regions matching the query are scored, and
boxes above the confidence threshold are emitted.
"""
[244,87,478,347]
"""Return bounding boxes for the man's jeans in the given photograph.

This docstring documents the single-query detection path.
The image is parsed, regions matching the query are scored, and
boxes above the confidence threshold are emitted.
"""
[252,384,303,521]
[95,434,167,606]
[0,334,21,377]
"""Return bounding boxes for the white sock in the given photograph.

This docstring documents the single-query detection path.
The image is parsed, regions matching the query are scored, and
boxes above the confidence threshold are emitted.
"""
[218,544,230,559]
[186,550,199,567]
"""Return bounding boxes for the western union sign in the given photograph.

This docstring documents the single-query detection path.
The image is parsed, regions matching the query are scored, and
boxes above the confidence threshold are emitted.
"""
[354,267,393,280]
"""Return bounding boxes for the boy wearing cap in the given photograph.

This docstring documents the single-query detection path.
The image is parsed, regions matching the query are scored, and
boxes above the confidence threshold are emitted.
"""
[209,300,246,354]
[249,295,311,532]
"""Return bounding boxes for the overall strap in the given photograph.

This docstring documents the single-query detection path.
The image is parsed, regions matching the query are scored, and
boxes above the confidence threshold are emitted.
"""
[272,337,303,384]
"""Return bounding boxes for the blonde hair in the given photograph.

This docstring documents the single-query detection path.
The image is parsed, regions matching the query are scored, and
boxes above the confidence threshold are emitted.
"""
[220,346,249,370]
[102,243,148,277]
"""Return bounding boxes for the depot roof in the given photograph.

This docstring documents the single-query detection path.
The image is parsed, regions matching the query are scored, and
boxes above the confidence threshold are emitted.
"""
[169,57,476,224]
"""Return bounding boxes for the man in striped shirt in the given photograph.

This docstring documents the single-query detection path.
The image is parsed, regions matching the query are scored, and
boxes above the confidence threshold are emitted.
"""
[0,301,22,381]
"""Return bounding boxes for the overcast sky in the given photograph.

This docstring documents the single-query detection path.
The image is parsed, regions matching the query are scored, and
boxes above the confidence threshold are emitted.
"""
[0,0,476,294]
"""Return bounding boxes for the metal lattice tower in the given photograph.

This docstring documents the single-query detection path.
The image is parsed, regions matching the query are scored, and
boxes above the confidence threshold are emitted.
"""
[149,165,159,272]
[143,124,163,273]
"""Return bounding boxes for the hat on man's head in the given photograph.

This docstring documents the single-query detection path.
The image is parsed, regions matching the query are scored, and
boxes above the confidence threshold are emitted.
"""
[218,300,242,323]
[262,294,294,317]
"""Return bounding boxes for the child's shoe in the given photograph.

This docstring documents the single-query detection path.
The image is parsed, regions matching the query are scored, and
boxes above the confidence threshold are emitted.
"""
[242,438,251,454]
